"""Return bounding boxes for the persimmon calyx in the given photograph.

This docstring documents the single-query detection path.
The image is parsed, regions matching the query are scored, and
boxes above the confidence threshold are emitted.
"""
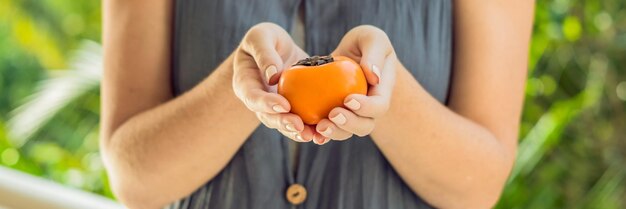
[293,55,334,66]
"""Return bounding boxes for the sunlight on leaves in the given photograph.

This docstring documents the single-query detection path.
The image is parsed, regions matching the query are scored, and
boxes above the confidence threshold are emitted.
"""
[562,16,582,42]
[7,41,102,147]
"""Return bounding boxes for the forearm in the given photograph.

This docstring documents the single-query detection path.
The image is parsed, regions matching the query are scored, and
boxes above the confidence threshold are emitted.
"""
[101,55,259,208]
[372,63,515,209]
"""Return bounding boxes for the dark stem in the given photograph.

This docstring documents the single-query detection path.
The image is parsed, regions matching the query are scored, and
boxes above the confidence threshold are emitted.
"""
[293,55,334,66]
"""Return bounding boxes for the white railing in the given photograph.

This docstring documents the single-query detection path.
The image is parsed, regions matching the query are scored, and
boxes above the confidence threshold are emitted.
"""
[0,166,124,209]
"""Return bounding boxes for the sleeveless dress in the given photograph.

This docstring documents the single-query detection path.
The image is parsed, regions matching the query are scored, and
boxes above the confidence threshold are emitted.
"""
[169,0,452,208]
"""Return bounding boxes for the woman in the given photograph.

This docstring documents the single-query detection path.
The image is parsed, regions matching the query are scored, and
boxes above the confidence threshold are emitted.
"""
[101,0,534,208]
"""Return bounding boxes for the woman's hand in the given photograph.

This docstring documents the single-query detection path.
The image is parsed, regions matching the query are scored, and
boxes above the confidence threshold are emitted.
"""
[233,22,321,143]
[314,25,398,144]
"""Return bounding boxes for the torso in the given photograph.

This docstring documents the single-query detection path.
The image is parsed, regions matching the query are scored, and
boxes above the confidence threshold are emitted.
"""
[169,0,452,208]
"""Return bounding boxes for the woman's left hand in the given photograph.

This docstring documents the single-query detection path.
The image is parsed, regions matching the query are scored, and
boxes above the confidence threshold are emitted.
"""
[314,25,397,144]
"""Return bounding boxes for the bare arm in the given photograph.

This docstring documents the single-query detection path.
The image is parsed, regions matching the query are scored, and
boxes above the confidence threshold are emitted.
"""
[321,3,532,207]
[371,1,534,208]
[100,1,258,208]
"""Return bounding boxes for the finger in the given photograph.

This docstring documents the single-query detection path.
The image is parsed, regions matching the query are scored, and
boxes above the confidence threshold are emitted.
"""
[234,85,291,113]
[256,112,304,132]
[311,132,329,145]
[240,23,292,85]
[258,112,311,143]
[298,125,316,142]
[318,137,332,145]
[344,56,396,117]
[368,57,397,98]
[277,129,301,142]
[343,94,389,118]
[328,107,375,137]
[316,119,353,141]
[280,127,313,143]
[256,112,278,129]
[233,49,291,113]
[357,26,393,86]
[332,25,393,86]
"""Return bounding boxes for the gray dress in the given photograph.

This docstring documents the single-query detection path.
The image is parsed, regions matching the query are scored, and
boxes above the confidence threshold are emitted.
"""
[169,0,452,208]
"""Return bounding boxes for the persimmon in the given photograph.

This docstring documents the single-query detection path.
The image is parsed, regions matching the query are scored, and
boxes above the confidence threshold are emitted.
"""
[278,55,368,125]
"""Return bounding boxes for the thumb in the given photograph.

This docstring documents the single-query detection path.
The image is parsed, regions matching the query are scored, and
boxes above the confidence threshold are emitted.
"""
[356,26,393,86]
[240,23,291,85]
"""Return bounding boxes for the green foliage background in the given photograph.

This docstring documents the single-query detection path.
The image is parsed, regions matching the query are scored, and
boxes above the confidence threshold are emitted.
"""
[0,0,624,208]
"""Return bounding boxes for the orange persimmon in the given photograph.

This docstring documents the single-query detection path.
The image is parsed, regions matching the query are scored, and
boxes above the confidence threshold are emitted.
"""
[278,55,368,125]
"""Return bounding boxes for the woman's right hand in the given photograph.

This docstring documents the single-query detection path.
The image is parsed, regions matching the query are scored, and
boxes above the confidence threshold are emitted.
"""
[233,22,326,143]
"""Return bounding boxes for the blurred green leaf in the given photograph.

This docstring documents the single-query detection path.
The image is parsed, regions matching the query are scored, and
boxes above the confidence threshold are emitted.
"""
[563,16,582,42]
[7,41,101,146]
[0,0,624,206]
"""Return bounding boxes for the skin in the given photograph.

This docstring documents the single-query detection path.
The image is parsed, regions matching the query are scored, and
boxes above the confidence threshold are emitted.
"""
[232,23,319,143]
[101,2,310,208]
[317,2,535,208]
[101,1,258,208]
[101,0,534,208]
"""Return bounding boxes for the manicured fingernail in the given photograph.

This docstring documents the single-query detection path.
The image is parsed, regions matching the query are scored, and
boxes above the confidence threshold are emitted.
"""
[313,136,326,145]
[320,127,333,137]
[330,113,347,125]
[265,65,277,84]
[313,138,322,145]
[372,64,381,84]
[272,105,287,113]
[345,99,361,110]
[285,123,297,132]
[320,138,330,145]
[295,134,304,142]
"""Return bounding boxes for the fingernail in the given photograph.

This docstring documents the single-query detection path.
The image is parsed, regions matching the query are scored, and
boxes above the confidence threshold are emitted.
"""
[285,123,297,132]
[313,136,326,145]
[265,65,277,84]
[313,138,322,145]
[272,105,288,113]
[330,113,347,125]
[372,64,382,84]
[344,99,361,110]
[320,138,330,145]
[320,127,333,137]
[295,134,304,142]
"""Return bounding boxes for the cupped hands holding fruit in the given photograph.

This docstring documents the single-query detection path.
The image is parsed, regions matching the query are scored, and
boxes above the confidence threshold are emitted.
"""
[232,23,313,143]
[312,25,397,144]
[233,23,397,145]
[278,55,368,125]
